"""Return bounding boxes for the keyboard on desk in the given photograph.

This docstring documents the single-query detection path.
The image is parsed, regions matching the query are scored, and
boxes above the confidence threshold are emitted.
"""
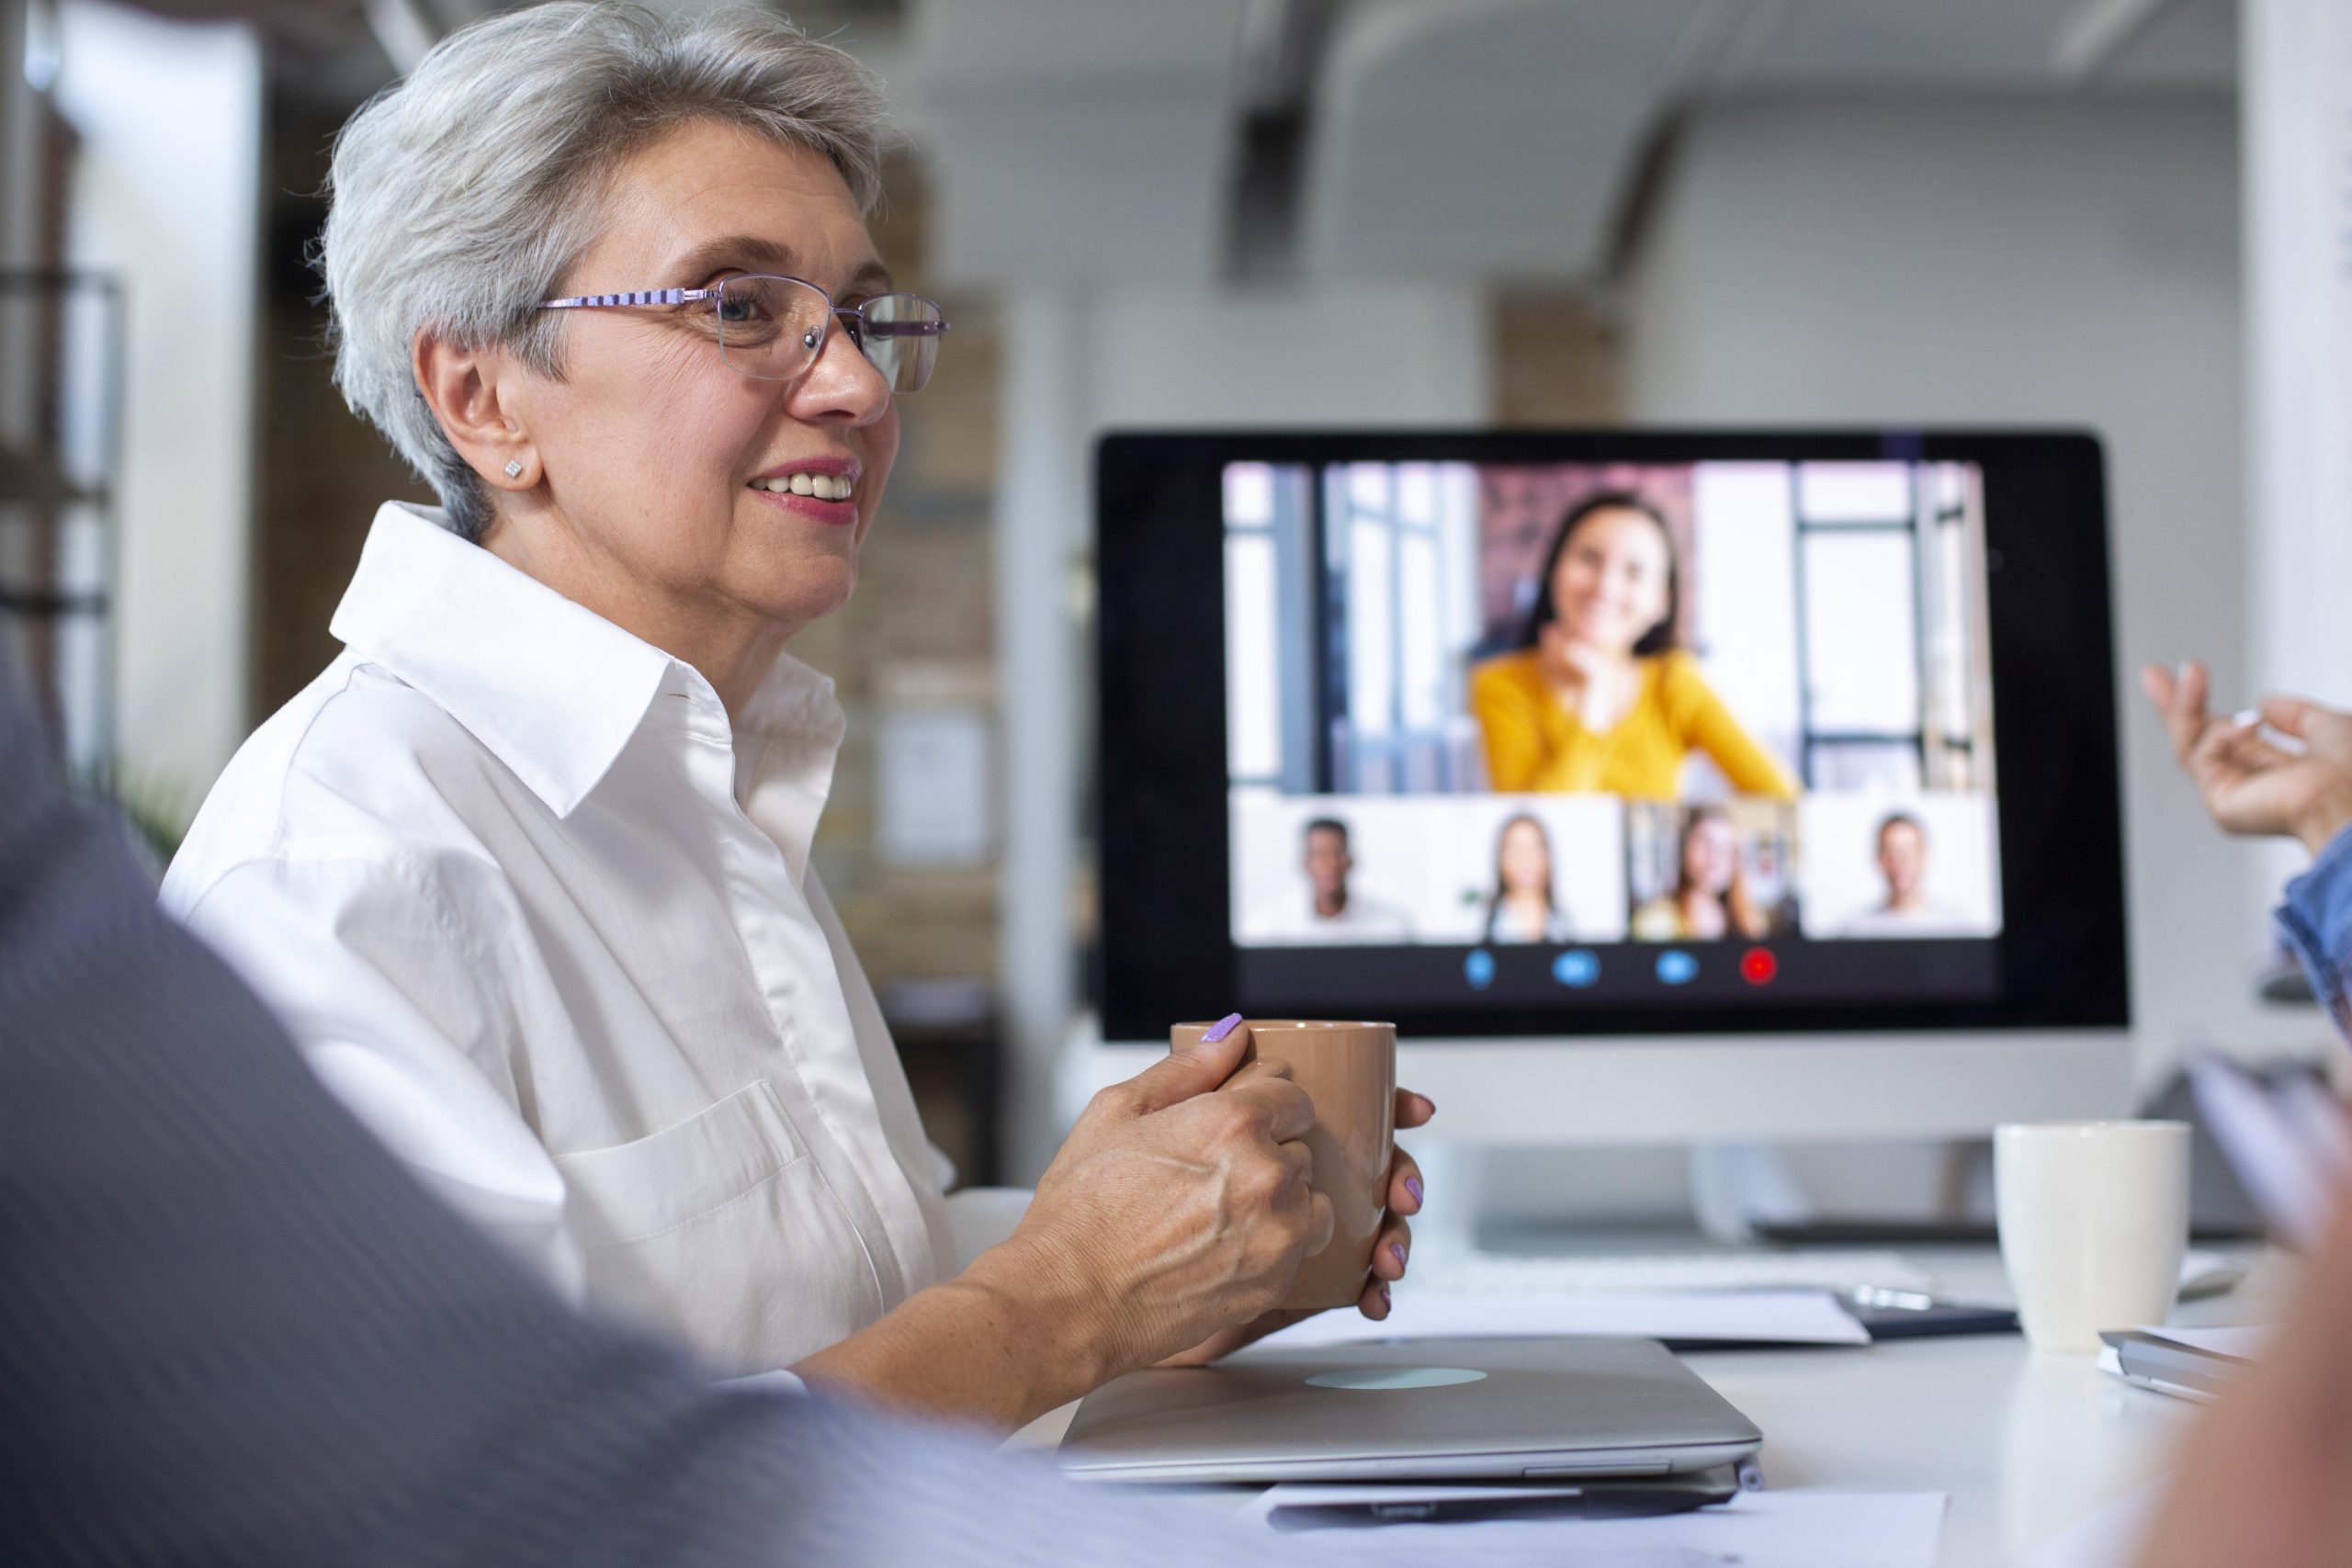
[1419,1248,1938,1297]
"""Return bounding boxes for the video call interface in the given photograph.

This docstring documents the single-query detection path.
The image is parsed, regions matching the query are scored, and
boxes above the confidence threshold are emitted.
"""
[1222,457,2006,1010]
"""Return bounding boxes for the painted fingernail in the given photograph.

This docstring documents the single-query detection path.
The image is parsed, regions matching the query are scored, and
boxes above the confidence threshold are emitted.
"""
[1381,1284,1392,1308]
[1202,1011,1244,1043]
[1405,1176,1424,1205]
[1390,1243,1408,1266]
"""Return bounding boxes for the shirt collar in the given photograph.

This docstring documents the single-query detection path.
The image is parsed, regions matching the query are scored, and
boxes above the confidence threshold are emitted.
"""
[329,502,842,834]
[730,641,846,886]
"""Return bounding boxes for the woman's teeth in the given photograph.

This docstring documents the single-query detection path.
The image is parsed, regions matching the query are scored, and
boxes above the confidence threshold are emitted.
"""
[753,472,855,502]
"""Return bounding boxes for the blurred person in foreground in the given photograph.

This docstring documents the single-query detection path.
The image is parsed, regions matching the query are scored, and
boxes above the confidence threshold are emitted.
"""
[2132,1171,2352,1568]
[2136,659,2352,1560]
[0,653,1325,1567]
[155,1,1428,1424]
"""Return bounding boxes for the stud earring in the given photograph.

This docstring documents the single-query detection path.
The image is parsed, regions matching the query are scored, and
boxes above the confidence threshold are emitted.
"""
[504,459,525,479]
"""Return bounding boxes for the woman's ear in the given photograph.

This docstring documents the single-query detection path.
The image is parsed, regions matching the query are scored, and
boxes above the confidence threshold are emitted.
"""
[413,331,539,491]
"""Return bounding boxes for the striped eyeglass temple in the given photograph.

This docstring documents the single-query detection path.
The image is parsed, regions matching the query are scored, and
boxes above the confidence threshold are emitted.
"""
[539,288,719,310]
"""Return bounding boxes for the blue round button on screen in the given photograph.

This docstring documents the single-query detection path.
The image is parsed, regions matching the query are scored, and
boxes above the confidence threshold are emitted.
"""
[1463,949,1496,989]
[1552,950,1600,987]
[1655,950,1699,986]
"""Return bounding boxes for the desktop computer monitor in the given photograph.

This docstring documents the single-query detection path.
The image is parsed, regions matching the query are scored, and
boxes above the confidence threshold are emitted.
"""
[1094,431,2131,1143]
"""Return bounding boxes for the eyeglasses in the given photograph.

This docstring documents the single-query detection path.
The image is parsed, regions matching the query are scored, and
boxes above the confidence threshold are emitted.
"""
[535,274,948,392]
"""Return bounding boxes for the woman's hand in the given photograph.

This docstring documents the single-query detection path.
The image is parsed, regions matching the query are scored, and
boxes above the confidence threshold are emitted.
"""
[967,1021,1336,1382]
[2142,661,2352,855]
[1157,1086,1437,1366]
[797,1048,1420,1430]
[1538,623,1638,734]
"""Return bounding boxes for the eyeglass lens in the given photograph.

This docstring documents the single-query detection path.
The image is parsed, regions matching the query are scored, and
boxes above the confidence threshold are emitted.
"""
[714,275,944,392]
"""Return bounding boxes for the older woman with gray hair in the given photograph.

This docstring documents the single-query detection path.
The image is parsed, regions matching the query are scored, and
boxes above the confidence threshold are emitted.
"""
[162,2,1430,1428]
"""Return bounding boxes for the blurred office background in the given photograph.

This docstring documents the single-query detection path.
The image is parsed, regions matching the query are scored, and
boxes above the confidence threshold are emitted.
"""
[2,0,2344,1215]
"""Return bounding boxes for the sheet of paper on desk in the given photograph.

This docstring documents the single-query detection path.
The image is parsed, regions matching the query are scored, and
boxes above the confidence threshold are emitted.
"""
[1236,1485,1945,1567]
[2021,1478,2164,1568]
[1244,1289,1871,1351]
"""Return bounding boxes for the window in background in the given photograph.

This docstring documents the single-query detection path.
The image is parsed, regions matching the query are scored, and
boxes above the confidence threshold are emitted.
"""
[1321,461,1480,794]
[1921,463,1996,789]
[0,275,122,779]
[1223,464,1282,783]
[1346,514,1396,743]
[1688,463,1802,789]
[1787,461,1990,793]
[1220,462,1320,794]
[1804,530,1919,731]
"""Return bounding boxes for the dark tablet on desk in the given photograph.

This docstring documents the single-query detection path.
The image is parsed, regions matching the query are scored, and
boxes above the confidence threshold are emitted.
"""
[1849,1301,2018,1339]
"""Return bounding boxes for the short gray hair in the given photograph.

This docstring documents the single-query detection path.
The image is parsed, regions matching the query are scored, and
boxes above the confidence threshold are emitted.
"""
[320,2,887,541]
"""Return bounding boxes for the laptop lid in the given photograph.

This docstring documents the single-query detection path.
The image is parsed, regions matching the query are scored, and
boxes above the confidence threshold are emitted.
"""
[1057,1336,1762,1484]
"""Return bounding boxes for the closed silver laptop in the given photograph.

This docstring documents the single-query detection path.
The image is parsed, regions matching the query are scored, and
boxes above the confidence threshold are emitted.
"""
[1057,1336,1762,1483]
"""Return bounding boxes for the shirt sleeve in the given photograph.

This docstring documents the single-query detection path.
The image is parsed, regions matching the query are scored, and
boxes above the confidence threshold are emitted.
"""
[1468,657,1547,792]
[170,852,585,1299]
[1666,659,1798,800]
[2276,825,2352,1044]
[1472,654,1614,793]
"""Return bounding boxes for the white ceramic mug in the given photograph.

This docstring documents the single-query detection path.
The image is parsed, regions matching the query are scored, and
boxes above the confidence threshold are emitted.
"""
[1995,1120,2191,1353]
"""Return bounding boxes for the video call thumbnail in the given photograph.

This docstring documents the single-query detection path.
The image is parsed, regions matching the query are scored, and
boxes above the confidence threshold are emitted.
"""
[1229,792,1999,946]
[1222,457,2002,958]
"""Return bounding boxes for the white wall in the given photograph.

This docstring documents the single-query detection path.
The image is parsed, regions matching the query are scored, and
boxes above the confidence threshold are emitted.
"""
[1626,94,2331,1089]
[2241,0,2352,983]
[55,0,259,795]
[1084,283,1491,426]
[2242,0,2352,702]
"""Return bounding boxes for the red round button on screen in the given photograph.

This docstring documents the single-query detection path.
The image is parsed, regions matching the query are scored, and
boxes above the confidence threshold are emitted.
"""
[1740,948,1779,986]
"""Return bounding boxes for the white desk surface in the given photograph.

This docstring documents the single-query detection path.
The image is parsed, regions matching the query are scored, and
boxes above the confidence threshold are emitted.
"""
[1003,1244,2292,1568]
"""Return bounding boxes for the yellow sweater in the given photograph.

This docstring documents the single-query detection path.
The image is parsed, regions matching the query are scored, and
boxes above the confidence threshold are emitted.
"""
[1468,649,1795,800]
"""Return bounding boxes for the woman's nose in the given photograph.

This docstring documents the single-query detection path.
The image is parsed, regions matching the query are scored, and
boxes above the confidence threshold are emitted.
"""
[789,322,893,423]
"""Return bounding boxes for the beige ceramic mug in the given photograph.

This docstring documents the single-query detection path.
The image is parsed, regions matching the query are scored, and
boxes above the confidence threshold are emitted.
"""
[1168,1018,1397,1311]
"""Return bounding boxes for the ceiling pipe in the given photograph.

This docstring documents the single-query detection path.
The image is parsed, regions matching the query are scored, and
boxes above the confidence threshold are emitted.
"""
[361,0,435,75]
[2052,0,2177,83]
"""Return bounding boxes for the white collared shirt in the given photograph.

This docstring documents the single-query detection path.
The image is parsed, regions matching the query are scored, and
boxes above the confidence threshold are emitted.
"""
[162,502,954,1375]
[1245,888,1416,944]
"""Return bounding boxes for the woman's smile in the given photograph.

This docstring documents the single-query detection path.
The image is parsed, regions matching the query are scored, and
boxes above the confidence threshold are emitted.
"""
[748,455,862,525]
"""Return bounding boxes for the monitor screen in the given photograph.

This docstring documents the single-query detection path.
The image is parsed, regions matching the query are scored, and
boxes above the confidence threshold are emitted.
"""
[1097,432,2126,1044]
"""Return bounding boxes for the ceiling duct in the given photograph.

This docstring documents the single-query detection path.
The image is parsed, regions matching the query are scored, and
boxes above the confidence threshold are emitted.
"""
[1300,0,1709,283]
[908,0,1252,284]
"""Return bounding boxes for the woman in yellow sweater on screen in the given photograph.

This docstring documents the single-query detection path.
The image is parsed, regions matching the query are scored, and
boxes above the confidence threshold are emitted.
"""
[1470,492,1796,801]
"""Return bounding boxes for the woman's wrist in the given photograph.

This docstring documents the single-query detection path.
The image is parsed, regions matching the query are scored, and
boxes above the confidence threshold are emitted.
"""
[2295,788,2352,858]
[957,1234,1133,1404]
[793,1246,1122,1433]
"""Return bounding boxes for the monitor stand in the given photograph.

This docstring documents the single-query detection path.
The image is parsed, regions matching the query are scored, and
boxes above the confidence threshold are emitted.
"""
[1405,1139,1956,1255]
[1689,1142,1818,1243]
[1400,1139,1817,1257]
